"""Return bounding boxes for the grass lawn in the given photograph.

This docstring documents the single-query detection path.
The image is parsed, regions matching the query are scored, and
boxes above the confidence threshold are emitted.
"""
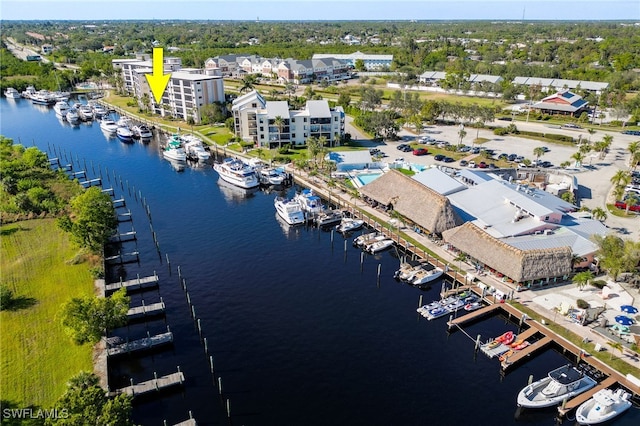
[1,219,95,409]
[606,204,638,218]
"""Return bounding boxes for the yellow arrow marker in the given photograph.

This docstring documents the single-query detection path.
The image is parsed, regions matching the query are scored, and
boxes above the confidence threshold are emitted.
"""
[145,47,171,104]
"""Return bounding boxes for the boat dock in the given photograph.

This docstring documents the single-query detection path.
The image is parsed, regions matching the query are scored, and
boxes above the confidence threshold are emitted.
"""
[127,300,165,320]
[105,250,139,265]
[108,369,184,398]
[447,303,501,328]
[106,330,173,358]
[104,273,159,295]
[173,419,197,426]
[108,229,137,243]
[79,177,102,188]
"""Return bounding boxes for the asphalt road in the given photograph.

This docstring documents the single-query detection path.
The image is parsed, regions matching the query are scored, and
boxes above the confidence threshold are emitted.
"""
[344,116,639,240]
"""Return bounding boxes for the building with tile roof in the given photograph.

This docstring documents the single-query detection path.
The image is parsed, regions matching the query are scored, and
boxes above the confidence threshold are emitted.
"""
[530,90,589,116]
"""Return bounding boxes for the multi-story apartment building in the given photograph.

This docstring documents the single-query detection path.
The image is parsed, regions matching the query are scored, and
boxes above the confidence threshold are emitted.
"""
[312,51,393,71]
[114,56,225,124]
[231,91,345,148]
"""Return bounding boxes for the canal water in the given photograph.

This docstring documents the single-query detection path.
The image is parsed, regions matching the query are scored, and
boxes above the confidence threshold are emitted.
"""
[2,97,638,426]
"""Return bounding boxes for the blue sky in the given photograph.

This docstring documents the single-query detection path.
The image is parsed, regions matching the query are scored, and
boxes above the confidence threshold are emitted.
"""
[1,0,638,21]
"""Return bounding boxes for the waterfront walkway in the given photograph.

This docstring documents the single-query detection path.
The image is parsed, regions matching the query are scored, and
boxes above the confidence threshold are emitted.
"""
[288,165,640,379]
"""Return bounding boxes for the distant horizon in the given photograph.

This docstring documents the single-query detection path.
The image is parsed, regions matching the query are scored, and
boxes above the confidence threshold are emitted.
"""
[2,1,639,21]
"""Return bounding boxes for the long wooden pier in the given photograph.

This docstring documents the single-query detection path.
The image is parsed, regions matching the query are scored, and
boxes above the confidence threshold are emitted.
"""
[127,300,165,320]
[105,250,139,265]
[105,273,159,295]
[448,303,501,328]
[500,336,553,369]
[173,420,197,426]
[108,370,184,398]
[106,330,173,357]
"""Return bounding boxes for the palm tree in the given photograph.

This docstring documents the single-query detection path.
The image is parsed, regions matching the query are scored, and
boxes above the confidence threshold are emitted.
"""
[610,170,631,187]
[591,207,607,222]
[572,271,594,291]
[533,146,546,164]
[607,341,624,360]
[273,115,285,149]
[457,128,467,148]
[599,134,613,159]
[571,151,585,167]
[628,141,640,169]
[587,127,596,143]
[239,75,257,94]
[624,192,639,215]
[613,185,625,202]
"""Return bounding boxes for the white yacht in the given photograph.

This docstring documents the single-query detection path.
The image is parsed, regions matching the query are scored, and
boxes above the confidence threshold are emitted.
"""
[78,104,94,121]
[66,108,80,123]
[213,158,259,189]
[4,88,21,99]
[575,388,632,425]
[274,197,306,225]
[53,100,70,117]
[132,124,153,140]
[99,118,118,133]
[260,167,286,185]
[91,103,108,118]
[116,126,134,142]
[410,267,444,285]
[117,116,133,128]
[162,138,187,161]
[336,217,365,233]
[21,86,37,99]
[183,138,211,162]
[517,364,597,408]
[294,189,324,217]
[365,238,394,254]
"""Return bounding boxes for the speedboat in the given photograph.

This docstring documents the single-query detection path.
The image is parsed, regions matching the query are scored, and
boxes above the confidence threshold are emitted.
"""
[132,124,153,140]
[21,86,37,99]
[425,305,450,320]
[53,100,70,117]
[99,118,118,133]
[575,388,632,425]
[410,267,444,285]
[259,167,286,186]
[213,158,259,189]
[353,232,381,248]
[116,126,134,142]
[117,116,133,128]
[294,189,324,217]
[4,87,21,99]
[91,103,108,118]
[366,238,394,254]
[274,197,305,225]
[517,364,597,408]
[336,218,364,233]
[31,91,55,105]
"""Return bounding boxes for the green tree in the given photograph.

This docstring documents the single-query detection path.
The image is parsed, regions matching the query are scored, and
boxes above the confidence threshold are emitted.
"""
[457,128,467,147]
[591,207,607,222]
[610,170,631,187]
[628,141,640,168]
[47,371,133,425]
[571,151,585,167]
[60,288,130,345]
[273,115,285,149]
[533,146,546,163]
[337,92,351,109]
[61,186,117,253]
[239,74,257,93]
[306,136,322,166]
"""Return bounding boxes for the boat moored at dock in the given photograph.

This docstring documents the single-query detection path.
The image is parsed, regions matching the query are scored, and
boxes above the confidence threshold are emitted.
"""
[213,157,259,189]
[575,388,632,425]
[517,364,597,408]
[274,197,306,225]
[4,87,21,99]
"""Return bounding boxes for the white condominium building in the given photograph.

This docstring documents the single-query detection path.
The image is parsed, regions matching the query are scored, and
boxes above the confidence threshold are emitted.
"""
[231,91,345,148]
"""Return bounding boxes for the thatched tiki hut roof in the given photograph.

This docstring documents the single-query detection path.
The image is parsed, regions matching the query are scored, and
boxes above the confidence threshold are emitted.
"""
[442,222,573,282]
[359,170,462,234]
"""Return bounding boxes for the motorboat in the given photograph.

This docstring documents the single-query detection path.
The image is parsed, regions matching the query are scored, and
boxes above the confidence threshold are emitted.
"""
[78,104,94,121]
[162,139,187,161]
[4,87,21,99]
[132,124,154,140]
[99,118,118,133]
[464,301,483,311]
[21,86,37,99]
[117,116,133,128]
[314,209,343,227]
[410,267,444,285]
[417,301,442,316]
[258,167,286,186]
[53,100,70,117]
[353,232,381,248]
[274,197,306,225]
[91,103,108,118]
[116,126,134,142]
[575,388,632,425]
[183,138,211,162]
[425,305,451,320]
[517,364,597,408]
[366,238,394,254]
[213,158,259,189]
[52,91,70,102]
[294,189,324,217]
[65,108,80,123]
[30,91,55,105]
[336,218,364,233]
[394,262,417,280]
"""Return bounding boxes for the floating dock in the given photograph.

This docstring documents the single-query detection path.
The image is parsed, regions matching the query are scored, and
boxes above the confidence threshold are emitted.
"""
[448,303,501,328]
[79,177,102,188]
[108,370,184,398]
[104,273,159,295]
[106,331,173,357]
[105,250,139,265]
[108,230,137,243]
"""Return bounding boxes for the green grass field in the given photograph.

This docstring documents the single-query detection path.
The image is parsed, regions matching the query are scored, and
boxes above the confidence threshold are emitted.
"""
[1,219,94,409]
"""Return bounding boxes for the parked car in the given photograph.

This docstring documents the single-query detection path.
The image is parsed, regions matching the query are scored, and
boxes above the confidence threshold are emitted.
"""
[396,144,408,151]
[507,154,518,162]
[498,153,509,160]
[434,154,445,161]
[471,147,481,154]
[615,200,640,212]
[477,161,488,169]
[562,123,582,129]
[622,130,640,136]
[412,148,428,156]
[467,161,476,168]
[442,156,455,163]
[459,160,468,167]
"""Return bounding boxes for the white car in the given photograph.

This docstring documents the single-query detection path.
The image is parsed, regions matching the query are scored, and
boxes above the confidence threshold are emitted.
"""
[467,161,476,168]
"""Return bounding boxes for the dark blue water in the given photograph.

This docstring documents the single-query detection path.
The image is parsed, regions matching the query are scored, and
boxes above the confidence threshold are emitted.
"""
[2,97,638,426]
